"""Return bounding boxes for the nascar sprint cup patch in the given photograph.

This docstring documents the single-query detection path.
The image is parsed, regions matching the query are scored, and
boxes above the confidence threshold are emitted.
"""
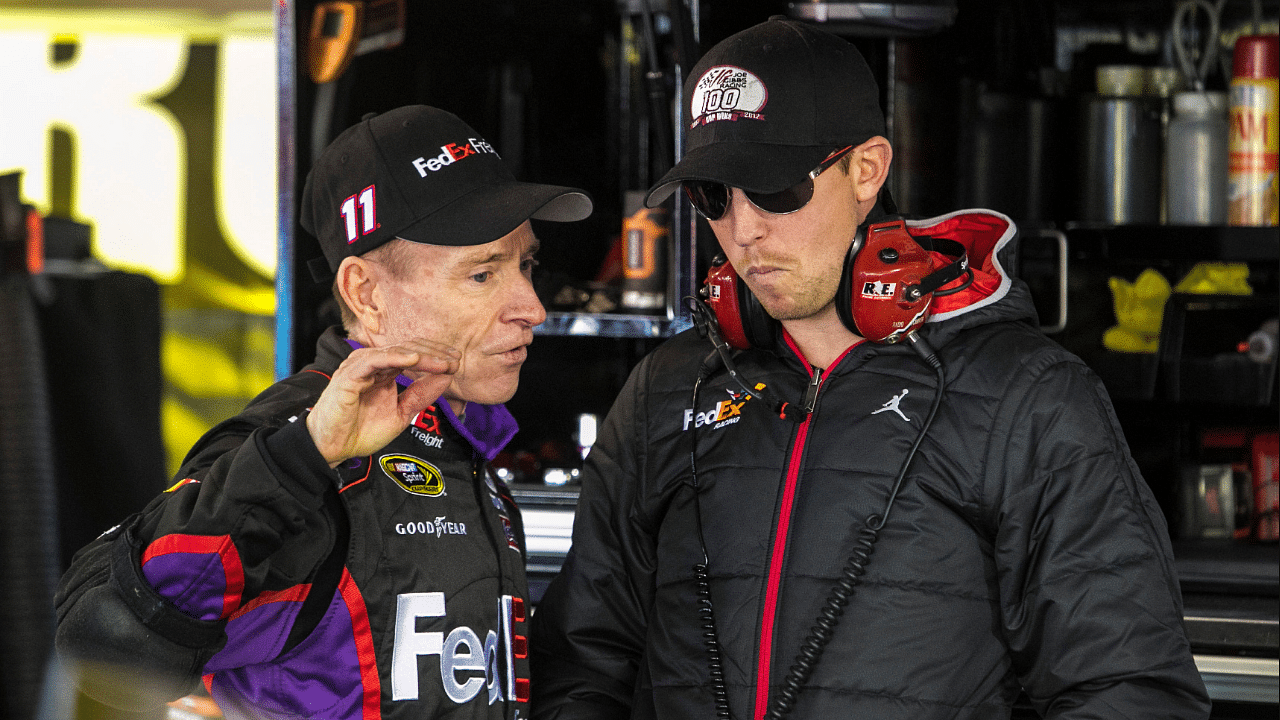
[380,454,446,497]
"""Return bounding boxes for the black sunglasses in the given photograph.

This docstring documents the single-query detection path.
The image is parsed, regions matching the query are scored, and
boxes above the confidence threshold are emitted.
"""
[683,145,855,221]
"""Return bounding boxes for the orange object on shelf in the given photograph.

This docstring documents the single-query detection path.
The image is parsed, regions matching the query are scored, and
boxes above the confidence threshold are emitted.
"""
[25,206,42,275]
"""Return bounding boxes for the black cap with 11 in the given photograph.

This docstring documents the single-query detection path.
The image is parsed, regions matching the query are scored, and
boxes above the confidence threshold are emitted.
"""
[646,16,886,207]
[301,105,593,277]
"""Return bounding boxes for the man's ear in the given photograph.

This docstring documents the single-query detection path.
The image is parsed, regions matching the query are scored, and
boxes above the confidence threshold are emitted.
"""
[336,255,382,336]
[851,135,892,204]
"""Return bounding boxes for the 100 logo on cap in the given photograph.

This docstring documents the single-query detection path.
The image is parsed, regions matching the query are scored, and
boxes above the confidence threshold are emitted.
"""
[690,66,768,127]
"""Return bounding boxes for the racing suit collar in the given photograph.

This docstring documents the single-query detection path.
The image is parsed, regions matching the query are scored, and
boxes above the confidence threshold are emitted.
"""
[342,337,520,461]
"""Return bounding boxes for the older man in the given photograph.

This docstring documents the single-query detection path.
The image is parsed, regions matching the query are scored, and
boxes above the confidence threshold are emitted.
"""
[56,104,591,720]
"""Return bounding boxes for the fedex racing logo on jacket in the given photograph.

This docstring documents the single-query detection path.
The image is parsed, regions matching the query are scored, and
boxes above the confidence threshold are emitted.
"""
[391,592,529,706]
[682,388,755,431]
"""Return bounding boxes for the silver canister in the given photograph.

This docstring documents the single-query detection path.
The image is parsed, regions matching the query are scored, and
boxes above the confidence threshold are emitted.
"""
[1078,66,1163,224]
[1165,91,1229,225]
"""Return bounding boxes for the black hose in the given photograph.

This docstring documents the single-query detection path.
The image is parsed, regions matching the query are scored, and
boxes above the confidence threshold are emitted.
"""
[637,0,673,176]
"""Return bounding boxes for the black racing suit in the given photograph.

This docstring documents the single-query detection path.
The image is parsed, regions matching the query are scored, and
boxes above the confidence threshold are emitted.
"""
[530,210,1210,719]
[57,326,533,720]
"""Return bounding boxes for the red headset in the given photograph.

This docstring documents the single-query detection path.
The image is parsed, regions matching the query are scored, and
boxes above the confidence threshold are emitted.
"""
[701,217,969,348]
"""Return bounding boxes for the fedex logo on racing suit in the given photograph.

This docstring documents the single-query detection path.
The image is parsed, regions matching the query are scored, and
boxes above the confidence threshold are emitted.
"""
[413,406,442,434]
[682,388,756,431]
[392,593,529,705]
[412,406,445,449]
[412,137,498,175]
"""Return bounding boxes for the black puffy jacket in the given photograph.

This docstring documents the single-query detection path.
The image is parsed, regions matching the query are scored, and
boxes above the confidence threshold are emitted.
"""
[531,210,1209,720]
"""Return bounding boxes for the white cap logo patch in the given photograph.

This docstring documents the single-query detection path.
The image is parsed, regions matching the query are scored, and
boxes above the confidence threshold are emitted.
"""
[690,65,768,128]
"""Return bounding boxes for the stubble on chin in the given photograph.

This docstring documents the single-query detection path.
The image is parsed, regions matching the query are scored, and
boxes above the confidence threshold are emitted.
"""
[753,274,840,321]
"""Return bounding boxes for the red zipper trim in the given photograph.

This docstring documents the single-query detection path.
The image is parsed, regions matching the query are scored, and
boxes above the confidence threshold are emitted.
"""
[752,409,814,720]
[753,334,856,719]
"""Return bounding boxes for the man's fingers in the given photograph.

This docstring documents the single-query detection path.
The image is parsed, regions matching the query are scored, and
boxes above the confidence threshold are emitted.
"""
[345,342,459,420]
[397,338,461,358]
[397,340,461,375]
[341,343,460,383]
[398,373,454,421]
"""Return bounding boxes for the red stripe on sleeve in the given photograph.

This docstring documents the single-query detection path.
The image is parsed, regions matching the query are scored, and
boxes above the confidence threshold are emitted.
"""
[339,458,374,493]
[230,584,311,621]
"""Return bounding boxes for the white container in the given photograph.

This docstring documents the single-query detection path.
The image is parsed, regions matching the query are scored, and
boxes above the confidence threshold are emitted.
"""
[1165,91,1229,225]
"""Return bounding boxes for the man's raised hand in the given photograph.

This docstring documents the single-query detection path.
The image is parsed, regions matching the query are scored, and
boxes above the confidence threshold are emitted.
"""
[306,340,460,467]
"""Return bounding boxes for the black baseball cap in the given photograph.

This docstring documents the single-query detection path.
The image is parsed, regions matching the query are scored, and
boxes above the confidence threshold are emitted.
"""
[645,17,886,206]
[301,105,593,276]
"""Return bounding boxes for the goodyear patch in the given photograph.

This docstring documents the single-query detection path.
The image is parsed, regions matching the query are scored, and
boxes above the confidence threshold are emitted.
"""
[379,454,445,497]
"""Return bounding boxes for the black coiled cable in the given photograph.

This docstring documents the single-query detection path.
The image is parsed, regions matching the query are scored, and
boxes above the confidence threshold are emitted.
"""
[687,301,947,720]
[690,362,734,719]
[694,562,732,718]
[762,516,881,720]
[764,334,946,720]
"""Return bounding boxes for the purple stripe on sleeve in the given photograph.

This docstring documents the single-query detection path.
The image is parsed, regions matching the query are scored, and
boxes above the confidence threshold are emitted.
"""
[207,589,365,720]
[142,553,228,622]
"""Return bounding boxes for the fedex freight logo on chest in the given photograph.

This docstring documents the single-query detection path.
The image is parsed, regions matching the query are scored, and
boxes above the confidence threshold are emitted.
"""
[682,388,756,431]
[412,137,498,175]
[412,406,445,449]
[690,65,768,128]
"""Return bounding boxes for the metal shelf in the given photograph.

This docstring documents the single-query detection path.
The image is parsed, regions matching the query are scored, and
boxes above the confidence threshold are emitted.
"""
[785,1,958,36]
[1062,224,1280,262]
[1175,539,1280,596]
[1194,655,1279,705]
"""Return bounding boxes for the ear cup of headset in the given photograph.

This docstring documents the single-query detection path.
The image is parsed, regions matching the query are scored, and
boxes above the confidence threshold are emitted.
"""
[704,256,777,350]
[834,226,867,338]
[703,217,946,349]
[838,218,937,343]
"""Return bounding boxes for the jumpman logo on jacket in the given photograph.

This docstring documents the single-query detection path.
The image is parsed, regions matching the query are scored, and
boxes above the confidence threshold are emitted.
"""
[872,388,911,422]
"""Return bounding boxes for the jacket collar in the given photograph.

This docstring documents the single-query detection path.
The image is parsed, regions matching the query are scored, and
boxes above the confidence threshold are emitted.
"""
[333,335,519,461]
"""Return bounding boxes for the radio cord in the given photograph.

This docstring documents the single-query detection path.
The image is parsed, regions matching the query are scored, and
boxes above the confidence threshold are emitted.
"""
[765,332,945,720]
[687,297,807,423]
[690,350,734,719]
[687,329,946,720]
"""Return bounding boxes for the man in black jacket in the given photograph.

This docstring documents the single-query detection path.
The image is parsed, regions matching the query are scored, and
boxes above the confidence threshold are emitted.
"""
[530,17,1210,720]
[55,104,591,720]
